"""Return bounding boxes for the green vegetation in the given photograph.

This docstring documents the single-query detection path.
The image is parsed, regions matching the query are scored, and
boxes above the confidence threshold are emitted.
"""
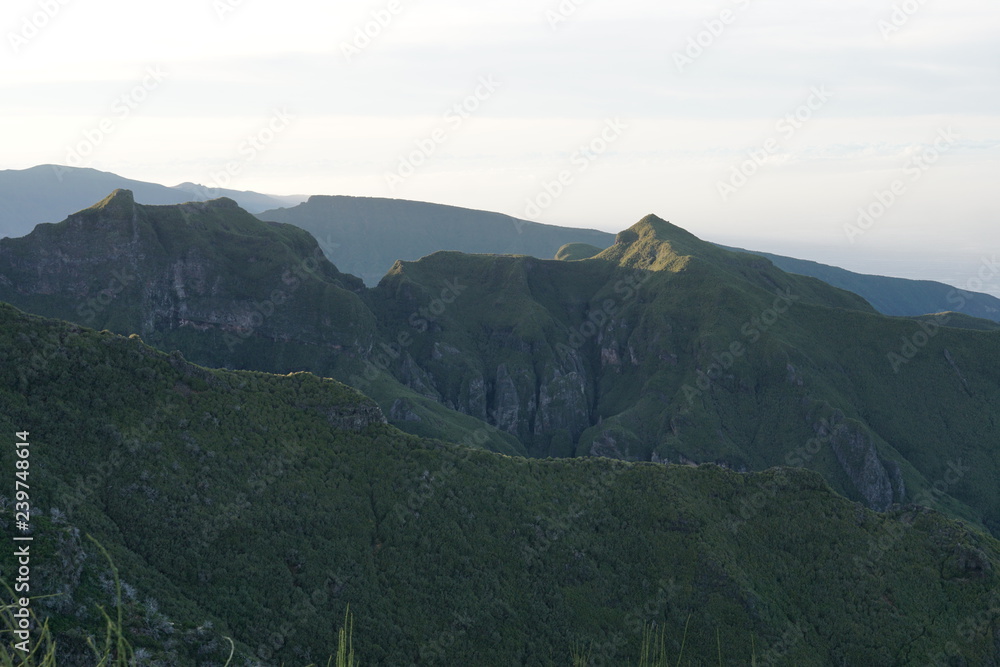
[554,243,604,262]
[1,304,1000,664]
[3,197,1000,536]
[3,194,1000,663]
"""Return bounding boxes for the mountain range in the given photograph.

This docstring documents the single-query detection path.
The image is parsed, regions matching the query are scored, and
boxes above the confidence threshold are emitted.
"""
[255,195,615,287]
[2,188,1000,664]
[5,165,998,325]
[724,246,1000,324]
[0,165,306,239]
[2,301,999,665]
[2,191,998,530]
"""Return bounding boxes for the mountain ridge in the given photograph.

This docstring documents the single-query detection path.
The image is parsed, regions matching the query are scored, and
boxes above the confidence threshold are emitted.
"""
[256,193,617,286]
[2,299,1000,664]
[0,164,306,239]
[724,244,1000,323]
[2,193,998,538]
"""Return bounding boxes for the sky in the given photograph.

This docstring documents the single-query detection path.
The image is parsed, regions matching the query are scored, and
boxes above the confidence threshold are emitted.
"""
[2,0,998,294]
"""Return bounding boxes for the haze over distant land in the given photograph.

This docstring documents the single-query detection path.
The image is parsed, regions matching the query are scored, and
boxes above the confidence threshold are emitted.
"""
[3,2,996,295]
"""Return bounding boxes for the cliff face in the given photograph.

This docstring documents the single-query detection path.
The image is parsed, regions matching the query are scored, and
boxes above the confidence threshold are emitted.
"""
[4,199,1000,530]
[364,220,999,529]
[0,190,377,356]
[5,297,1000,666]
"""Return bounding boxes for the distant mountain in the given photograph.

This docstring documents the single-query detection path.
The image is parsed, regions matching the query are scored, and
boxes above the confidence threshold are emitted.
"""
[171,180,305,213]
[725,245,1000,323]
[256,195,617,286]
[0,165,306,238]
[255,194,1000,322]
[4,193,1000,543]
[2,302,1000,664]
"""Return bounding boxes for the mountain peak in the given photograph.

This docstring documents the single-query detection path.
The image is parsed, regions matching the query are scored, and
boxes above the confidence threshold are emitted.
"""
[596,215,713,273]
[617,214,703,247]
[203,196,240,209]
[86,188,136,216]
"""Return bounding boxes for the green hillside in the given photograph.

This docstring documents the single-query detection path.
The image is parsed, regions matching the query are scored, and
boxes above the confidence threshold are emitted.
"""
[3,196,1000,541]
[371,216,1000,535]
[2,303,1000,665]
[0,190,522,456]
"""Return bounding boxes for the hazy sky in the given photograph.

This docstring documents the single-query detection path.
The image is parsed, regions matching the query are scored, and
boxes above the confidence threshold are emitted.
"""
[3,0,998,293]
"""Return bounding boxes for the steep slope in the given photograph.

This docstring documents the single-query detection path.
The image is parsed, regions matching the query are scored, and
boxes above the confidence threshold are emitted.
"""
[0,165,304,239]
[3,197,1000,538]
[0,189,372,352]
[0,190,522,455]
[2,303,1000,665]
[372,216,1000,535]
[256,195,616,286]
[725,245,1000,322]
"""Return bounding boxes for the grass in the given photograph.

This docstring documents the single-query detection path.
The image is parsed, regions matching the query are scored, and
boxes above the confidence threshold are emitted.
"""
[4,586,742,667]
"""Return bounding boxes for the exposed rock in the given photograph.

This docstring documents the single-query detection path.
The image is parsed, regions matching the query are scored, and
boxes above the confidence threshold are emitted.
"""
[818,414,896,511]
[318,402,387,432]
[398,353,440,400]
[493,363,521,435]
[590,431,624,459]
[389,398,421,423]
[534,367,589,437]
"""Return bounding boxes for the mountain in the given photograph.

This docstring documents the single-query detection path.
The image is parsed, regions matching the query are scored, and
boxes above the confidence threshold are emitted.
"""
[0,165,306,239]
[255,195,617,286]
[255,194,1000,322]
[0,189,521,456]
[171,180,305,214]
[2,302,1000,665]
[725,245,1000,323]
[3,195,1000,541]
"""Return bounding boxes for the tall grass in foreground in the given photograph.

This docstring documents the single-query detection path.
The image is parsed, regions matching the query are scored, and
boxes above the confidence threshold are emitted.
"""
[334,606,356,667]
[0,588,56,666]
[572,615,758,667]
[6,558,752,667]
